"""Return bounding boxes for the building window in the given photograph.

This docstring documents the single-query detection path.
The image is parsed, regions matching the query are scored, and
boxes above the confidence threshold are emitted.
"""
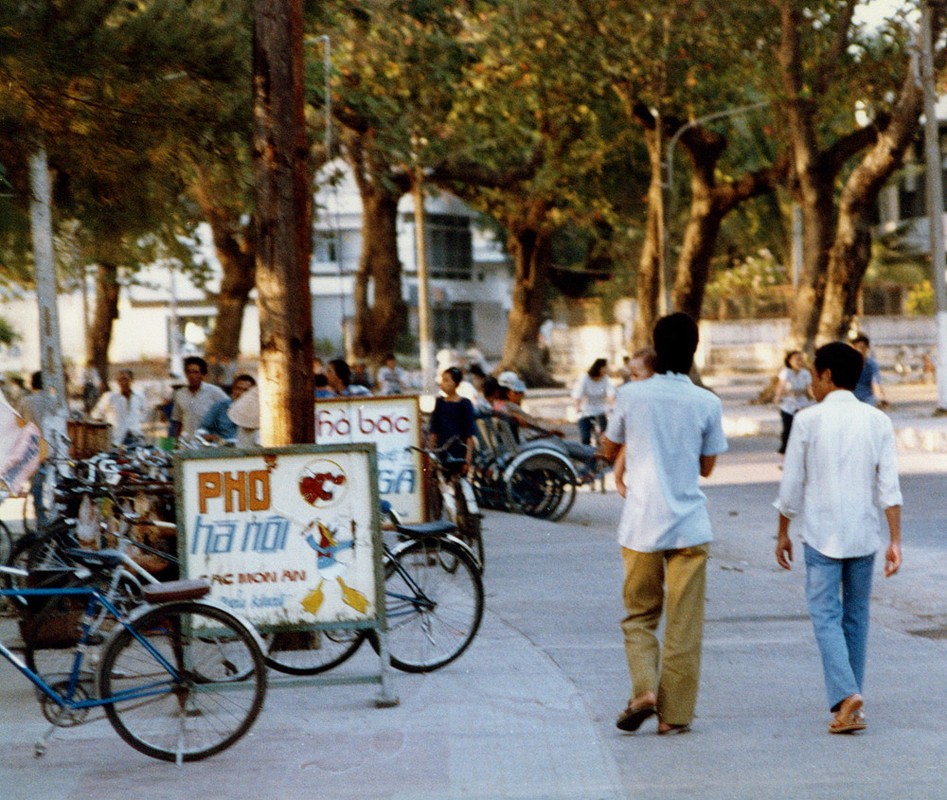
[425,215,473,279]
[313,231,338,263]
[433,303,473,348]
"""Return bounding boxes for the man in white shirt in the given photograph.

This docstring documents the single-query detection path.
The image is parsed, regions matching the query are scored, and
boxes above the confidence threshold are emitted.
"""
[774,341,902,735]
[170,357,227,437]
[602,313,728,735]
[91,369,146,446]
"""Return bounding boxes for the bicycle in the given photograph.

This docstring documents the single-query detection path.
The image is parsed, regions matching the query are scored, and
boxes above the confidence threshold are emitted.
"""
[262,501,483,676]
[411,438,484,570]
[0,564,267,763]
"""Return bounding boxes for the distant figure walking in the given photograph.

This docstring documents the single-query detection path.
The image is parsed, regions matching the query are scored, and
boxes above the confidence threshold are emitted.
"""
[773,350,813,455]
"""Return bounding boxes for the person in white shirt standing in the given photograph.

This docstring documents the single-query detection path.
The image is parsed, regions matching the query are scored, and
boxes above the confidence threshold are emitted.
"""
[91,369,146,446]
[774,341,902,736]
[169,356,228,437]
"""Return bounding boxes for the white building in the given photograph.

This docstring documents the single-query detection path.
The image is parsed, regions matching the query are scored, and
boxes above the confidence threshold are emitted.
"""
[311,162,512,359]
[2,165,513,376]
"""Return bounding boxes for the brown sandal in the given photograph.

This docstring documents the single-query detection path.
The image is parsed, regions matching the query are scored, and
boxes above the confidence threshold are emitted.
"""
[828,694,866,734]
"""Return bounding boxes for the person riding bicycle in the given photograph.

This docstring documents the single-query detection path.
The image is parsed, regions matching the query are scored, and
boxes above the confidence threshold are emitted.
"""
[428,367,476,474]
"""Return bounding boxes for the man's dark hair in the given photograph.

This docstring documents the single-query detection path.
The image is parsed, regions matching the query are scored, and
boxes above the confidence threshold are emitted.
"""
[233,373,256,388]
[814,342,863,390]
[851,334,870,347]
[184,356,208,375]
[468,363,486,379]
[652,313,699,375]
[314,373,329,388]
[328,358,352,386]
[588,358,608,378]
[30,371,43,390]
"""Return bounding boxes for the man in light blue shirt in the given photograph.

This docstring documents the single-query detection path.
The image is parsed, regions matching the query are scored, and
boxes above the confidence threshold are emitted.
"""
[602,313,727,735]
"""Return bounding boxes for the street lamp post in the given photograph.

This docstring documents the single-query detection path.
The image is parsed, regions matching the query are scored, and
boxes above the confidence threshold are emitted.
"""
[920,0,947,413]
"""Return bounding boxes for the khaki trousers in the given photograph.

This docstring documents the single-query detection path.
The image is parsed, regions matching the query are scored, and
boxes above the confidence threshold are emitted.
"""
[620,544,709,726]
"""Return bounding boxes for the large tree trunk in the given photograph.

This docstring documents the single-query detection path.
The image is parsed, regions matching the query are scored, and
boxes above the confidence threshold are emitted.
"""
[632,126,663,350]
[351,190,407,363]
[192,179,256,366]
[252,0,313,445]
[87,261,120,389]
[818,67,926,342]
[672,127,784,320]
[498,203,556,386]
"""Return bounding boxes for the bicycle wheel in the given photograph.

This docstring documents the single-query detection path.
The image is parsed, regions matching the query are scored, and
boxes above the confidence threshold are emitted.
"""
[371,537,483,673]
[99,601,266,762]
[506,454,577,521]
[262,627,365,675]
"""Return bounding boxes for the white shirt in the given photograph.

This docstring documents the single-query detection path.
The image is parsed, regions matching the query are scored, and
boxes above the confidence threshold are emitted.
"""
[605,373,728,552]
[171,382,228,436]
[91,390,146,445]
[571,374,615,418]
[774,390,902,559]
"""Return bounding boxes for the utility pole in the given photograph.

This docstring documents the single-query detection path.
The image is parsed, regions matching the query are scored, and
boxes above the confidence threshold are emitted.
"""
[921,0,947,413]
[28,146,68,421]
[412,162,435,395]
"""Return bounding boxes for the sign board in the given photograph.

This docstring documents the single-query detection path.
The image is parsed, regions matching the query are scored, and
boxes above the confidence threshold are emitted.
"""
[315,395,424,523]
[175,444,384,632]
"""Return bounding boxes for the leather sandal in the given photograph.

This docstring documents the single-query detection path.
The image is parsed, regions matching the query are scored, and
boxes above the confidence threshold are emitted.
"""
[657,721,691,736]
[828,693,866,734]
[616,693,657,732]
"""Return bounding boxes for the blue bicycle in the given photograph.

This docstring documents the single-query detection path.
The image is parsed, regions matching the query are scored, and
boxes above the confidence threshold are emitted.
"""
[0,564,267,763]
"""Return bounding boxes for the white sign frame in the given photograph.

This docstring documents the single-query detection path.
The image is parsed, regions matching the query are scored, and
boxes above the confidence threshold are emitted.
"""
[315,395,425,523]
[174,443,385,635]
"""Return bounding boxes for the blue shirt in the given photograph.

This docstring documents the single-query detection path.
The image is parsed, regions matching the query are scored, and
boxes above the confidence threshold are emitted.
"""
[854,356,881,405]
[605,373,728,552]
[200,398,237,440]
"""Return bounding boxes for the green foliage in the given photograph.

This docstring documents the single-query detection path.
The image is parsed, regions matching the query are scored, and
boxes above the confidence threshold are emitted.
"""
[0,314,19,346]
[703,249,790,319]
[905,280,934,315]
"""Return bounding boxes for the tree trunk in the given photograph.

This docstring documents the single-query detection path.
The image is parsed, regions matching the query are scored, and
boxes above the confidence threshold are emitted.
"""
[818,70,925,342]
[498,204,557,387]
[252,0,313,445]
[87,261,120,389]
[672,127,783,320]
[632,126,663,350]
[351,190,407,362]
[193,182,256,366]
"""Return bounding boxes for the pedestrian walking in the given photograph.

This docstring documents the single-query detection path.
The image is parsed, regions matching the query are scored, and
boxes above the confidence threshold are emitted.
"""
[851,334,888,408]
[601,313,728,735]
[773,350,813,455]
[774,341,902,735]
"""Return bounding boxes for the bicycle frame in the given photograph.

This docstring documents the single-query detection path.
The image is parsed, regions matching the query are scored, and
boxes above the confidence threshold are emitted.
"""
[0,579,183,712]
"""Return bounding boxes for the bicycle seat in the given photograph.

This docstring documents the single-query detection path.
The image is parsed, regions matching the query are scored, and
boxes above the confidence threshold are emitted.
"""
[393,520,457,538]
[63,548,125,570]
[141,579,211,603]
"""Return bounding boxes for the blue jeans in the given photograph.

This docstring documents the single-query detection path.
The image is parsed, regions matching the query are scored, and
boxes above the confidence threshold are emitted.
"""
[577,414,607,446]
[803,543,875,711]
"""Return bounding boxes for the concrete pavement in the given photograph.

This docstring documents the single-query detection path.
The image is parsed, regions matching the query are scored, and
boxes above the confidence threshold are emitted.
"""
[2,382,947,798]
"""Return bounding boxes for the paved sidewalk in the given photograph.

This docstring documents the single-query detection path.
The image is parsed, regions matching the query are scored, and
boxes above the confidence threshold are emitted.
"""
[525,375,947,452]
